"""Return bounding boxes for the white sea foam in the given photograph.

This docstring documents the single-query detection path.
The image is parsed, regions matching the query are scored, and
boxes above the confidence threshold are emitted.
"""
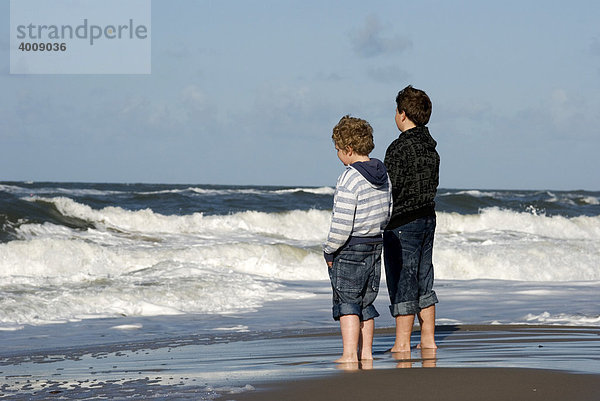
[185,186,334,196]
[206,385,255,394]
[110,323,143,330]
[25,196,330,242]
[543,191,600,206]
[524,312,600,326]
[435,208,600,281]
[0,235,327,283]
[581,196,600,205]
[2,197,599,328]
[1,184,333,197]
[438,189,529,198]
[186,187,264,195]
[274,187,335,195]
[453,189,500,198]
[0,247,315,327]
[0,184,24,193]
[0,325,24,331]
[435,280,600,327]
[214,325,249,332]
[0,185,123,197]
[138,186,258,195]
[0,225,321,327]
[436,207,600,239]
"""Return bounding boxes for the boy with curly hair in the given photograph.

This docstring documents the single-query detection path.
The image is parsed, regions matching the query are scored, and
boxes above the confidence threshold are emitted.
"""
[323,115,393,363]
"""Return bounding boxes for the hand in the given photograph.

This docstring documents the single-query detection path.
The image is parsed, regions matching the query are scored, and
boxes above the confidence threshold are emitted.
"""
[327,261,333,268]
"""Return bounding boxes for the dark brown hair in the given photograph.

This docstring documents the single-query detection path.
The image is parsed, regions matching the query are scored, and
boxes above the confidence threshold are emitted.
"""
[396,85,432,126]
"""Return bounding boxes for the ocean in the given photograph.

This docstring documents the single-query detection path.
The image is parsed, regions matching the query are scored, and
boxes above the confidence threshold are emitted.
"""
[1,182,599,334]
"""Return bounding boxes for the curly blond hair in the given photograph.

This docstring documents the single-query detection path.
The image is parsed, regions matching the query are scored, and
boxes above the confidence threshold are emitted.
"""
[332,115,374,155]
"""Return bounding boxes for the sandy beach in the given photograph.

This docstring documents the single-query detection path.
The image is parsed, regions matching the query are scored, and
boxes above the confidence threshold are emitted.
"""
[1,322,598,400]
[233,367,600,401]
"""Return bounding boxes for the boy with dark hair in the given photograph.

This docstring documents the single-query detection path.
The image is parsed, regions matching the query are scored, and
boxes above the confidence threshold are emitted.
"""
[383,85,440,352]
[323,115,393,363]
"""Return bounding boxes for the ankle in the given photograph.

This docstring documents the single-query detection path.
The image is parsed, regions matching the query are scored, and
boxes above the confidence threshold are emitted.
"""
[390,342,411,352]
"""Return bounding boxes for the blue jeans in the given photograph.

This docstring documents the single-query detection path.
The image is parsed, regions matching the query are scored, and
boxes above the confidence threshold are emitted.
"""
[383,216,438,316]
[328,243,382,321]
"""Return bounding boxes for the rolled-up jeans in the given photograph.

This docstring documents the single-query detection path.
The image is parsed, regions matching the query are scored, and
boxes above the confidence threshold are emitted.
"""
[383,216,438,316]
[328,243,382,321]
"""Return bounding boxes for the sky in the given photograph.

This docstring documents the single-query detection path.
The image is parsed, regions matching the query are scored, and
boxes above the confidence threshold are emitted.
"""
[1,0,600,190]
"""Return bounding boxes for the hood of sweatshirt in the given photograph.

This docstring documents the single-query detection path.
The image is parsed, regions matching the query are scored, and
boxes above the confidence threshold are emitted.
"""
[350,158,388,187]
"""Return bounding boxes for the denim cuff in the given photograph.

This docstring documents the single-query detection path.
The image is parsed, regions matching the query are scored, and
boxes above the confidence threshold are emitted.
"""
[333,303,380,321]
[419,291,438,309]
[332,303,361,320]
[361,304,380,321]
[389,291,439,317]
[389,300,420,316]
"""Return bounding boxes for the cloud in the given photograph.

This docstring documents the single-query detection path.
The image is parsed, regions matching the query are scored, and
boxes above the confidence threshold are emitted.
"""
[367,65,409,83]
[181,85,209,112]
[244,83,340,142]
[115,84,219,133]
[438,88,597,144]
[351,15,412,58]
[252,85,316,126]
[504,89,590,139]
[3,82,220,148]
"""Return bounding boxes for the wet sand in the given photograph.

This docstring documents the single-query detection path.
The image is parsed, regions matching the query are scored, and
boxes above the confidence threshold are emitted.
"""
[1,324,599,400]
[233,368,600,401]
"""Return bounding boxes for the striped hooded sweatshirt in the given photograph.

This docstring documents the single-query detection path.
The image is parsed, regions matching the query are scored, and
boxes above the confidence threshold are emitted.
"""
[323,158,393,263]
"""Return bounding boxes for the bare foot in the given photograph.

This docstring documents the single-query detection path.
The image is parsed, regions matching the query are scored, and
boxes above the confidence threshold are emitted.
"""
[336,361,359,371]
[416,342,438,349]
[390,344,411,353]
[396,361,413,369]
[392,350,412,368]
[420,348,437,368]
[335,355,359,363]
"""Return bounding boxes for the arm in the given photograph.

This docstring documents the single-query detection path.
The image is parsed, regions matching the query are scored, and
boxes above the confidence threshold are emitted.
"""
[323,173,357,263]
[385,175,394,227]
[384,141,406,203]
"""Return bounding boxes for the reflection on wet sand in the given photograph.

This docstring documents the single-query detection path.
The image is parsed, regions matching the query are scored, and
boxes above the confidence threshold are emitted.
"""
[336,359,374,371]
[392,348,437,368]
[336,348,438,370]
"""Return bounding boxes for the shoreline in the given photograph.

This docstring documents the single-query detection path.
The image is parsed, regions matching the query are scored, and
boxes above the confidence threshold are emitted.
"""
[231,367,600,401]
[1,323,599,400]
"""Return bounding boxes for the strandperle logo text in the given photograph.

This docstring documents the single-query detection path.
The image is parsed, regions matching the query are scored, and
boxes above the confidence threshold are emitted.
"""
[16,19,149,46]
